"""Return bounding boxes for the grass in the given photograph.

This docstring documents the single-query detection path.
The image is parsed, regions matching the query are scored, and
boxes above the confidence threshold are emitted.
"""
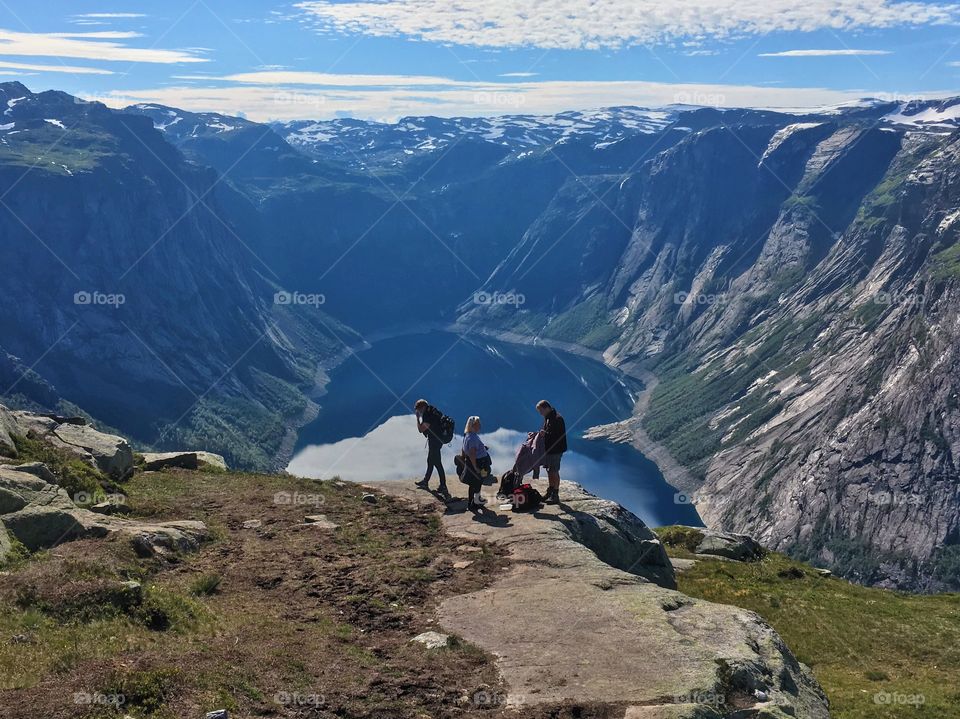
[930,242,960,280]
[664,548,960,719]
[8,434,107,501]
[0,468,539,719]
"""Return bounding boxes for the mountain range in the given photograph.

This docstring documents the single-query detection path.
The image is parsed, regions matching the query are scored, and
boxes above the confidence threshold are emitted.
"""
[2,80,960,590]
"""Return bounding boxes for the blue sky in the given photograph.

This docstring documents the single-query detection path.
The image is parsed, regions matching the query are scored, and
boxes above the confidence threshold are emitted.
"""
[1,0,960,120]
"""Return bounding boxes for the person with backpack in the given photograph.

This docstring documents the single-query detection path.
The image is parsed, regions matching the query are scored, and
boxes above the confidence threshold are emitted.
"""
[460,415,491,512]
[414,399,449,495]
[536,400,567,504]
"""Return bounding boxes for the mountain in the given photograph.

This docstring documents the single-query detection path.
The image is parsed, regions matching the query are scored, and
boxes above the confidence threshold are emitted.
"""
[463,109,960,591]
[0,82,357,470]
[6,80,960,589]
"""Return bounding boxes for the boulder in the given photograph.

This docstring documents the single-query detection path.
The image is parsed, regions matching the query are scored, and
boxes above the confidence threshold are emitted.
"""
[0,522,11,564]
[0,464,207,556]
[0,406,18,458]
[52,423,134,480]
[694,529,766,562]
[141,451,228,472]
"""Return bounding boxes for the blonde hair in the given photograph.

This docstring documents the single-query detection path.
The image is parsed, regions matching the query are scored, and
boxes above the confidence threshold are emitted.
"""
[464,416,481,433]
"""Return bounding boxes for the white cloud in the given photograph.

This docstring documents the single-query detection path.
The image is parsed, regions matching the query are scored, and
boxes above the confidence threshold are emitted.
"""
[0,28,206,64]
[500,72,539,77]
[0,59,113,75]
[87,76,893,122]
[760,49,893,56]
[295,0,960,50]
[173,70,461,86]
[72,13,148,19]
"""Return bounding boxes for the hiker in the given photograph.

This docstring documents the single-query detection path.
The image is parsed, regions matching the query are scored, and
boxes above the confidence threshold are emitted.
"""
[536,400,567,504]
[414,399,448,494]
[461,415,491,512]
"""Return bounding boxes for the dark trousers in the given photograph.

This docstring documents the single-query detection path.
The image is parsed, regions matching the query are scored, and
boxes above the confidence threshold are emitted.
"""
[463,464,482,505]
[424,435,446,485]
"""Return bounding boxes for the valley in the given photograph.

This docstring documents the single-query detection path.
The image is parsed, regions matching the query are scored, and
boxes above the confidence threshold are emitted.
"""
[2,80,960,590]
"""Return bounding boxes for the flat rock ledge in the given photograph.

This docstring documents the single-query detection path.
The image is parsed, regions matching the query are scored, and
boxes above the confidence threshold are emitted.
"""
[365,479,829,719]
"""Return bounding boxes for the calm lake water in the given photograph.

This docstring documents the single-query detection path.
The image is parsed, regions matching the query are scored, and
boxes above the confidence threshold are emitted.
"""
[288,332,702,528]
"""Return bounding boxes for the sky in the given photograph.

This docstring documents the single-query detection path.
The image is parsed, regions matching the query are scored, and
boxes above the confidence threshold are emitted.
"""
[1,1,960,121]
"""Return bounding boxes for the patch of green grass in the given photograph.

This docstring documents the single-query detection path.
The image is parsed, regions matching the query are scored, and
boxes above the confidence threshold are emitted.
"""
[189,573,222,597]
[11,434,106,501]
[669,551,960,719]
[541,296,620,350]
[654,525,704,555]
[930,242,960,280]
[100,667,181,716]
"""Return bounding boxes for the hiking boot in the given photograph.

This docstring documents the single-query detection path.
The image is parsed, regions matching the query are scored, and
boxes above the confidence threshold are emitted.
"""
[544,489,560,505]
[415,478,430,489]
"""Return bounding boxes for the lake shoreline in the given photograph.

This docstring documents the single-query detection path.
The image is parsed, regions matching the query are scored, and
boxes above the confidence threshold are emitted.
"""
[279,324,699,509]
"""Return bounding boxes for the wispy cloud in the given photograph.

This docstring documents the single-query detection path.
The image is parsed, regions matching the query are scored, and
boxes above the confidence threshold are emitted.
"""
[0,28,206,64]
[92,77,893,122]
[760,49,893,57]
[72,13,148,19]
[295,0,960,50]
[0,59,113,75]
[173,70,460,86]
[500,72,539,77]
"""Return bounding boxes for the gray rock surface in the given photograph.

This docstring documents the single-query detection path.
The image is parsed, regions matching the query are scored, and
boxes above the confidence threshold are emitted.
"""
[0,406,18,458]
[366,480,828,718]
[141,451,228,472]
[411,631,450,649]
[0,522,11,564]
[52,423,134,480]
[694,528,766,562]
[0,464,207,556]
[0,405,135,481]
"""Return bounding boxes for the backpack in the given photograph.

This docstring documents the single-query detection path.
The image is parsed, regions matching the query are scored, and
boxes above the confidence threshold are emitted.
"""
[458,454,491,484]
[427,406,455,445]
[511,484,542,512]
[498,469,521,497]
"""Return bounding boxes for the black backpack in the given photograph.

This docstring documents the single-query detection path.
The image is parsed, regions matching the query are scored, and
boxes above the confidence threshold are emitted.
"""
[511,484,542,512]
[498,469,521,496]
[428,407,455,445]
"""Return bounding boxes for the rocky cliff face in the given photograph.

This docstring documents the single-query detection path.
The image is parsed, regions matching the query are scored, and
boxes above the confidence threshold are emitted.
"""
[465,115,960,590]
